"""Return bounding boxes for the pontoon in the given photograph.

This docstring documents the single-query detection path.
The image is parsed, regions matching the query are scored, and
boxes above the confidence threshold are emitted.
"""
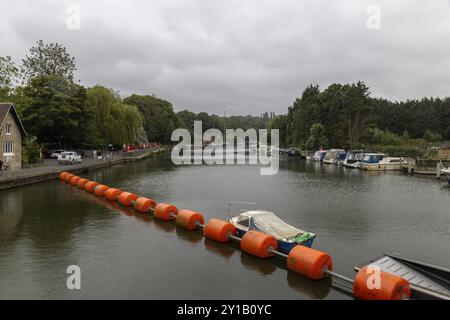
[356,253,450,300]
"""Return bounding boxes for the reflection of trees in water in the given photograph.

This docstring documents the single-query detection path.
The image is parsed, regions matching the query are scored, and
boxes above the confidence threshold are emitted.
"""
[20,183,116,250]
[85,156,178,190]
[0,190,24,241]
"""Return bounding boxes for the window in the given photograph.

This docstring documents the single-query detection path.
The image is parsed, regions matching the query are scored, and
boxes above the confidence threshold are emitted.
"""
[5,123,12,135]
[3,141,14,154]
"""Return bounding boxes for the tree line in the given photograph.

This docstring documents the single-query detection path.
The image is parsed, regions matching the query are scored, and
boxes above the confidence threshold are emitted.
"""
[4,40,446,160]
[270,82,450,152]
[0,40,271,155]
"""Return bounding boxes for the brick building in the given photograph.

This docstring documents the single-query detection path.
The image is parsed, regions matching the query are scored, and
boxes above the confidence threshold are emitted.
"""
[0,103,27,171]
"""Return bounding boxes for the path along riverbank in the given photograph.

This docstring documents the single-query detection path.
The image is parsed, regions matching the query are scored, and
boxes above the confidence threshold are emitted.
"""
[0,147,168,191]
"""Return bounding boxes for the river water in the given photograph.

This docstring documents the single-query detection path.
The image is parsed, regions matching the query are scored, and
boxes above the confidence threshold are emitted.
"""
[1,156,449,299]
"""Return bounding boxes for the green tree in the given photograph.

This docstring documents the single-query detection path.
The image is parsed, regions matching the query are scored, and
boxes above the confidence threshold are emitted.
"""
[18,75,88,147]
[423,130,442,142]
[305,123,328,151]
[268,115,287,147]
[86,86,144,146]
[124,94,183,143]
[0,56,19,100]
[22,136,42,164]
[21,40,76,83]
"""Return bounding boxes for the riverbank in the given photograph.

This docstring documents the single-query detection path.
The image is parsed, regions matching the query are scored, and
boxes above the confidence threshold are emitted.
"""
[0,147,168,191]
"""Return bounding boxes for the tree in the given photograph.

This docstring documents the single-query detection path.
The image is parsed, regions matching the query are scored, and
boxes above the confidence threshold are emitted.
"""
[268,115,287,147]
[423,130,442,142]
[22,136,42,164]
[21,40,76,83]
[18,75,88,147]
[86,86,144,146]
[305,123,328,151]
[123,94,183,143]
[0,56,19,100]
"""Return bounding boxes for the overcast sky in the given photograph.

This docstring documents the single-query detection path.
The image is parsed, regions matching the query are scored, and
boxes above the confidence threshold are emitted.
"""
[1,0,450,115]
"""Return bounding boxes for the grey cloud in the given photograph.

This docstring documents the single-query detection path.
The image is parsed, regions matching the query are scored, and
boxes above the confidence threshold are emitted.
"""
[1,0,450,115]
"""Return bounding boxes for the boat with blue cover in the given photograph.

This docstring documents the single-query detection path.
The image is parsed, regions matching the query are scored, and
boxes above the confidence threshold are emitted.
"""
[229,210,316,253]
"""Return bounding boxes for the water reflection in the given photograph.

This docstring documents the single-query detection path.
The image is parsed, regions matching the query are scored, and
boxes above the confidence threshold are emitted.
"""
[203,238,236,259]
[153,218,176,233]
[240,253,277,275]
[175,226,203,243]
[0,191,24,241]
[286,271,332,299]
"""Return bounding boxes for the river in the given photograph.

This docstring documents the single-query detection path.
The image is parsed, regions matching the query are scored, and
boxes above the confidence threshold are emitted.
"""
[1,156,449,299]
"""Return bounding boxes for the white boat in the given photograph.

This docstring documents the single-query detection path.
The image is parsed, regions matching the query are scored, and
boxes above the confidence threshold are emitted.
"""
[323,149,346,164]
[310,150,328,162]
[342,150,365,168]
[364,156,406,171]
[360,153,386,170]
[442,166,450,184]
[305,151,315,160]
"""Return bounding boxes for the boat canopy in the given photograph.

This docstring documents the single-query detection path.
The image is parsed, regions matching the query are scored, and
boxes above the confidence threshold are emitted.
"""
[362,153,386,163]
[230,210,315,241]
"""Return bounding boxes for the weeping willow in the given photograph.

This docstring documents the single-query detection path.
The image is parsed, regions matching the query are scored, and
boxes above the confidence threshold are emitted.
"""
[86,86,144,146]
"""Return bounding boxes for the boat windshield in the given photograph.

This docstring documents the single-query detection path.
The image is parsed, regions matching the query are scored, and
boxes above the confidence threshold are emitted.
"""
[363,154,384,163]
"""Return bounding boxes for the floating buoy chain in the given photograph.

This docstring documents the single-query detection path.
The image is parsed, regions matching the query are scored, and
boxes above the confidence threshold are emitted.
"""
[58,171,412,300]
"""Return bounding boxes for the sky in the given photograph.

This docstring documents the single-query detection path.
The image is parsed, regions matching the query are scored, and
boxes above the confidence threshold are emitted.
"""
[1,0,450,115]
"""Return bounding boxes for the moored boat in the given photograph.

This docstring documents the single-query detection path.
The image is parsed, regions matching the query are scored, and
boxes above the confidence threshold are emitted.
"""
[364,156,407,171]
[441,166,450,184]
[309,150,328,162]
[323,149,346,164]
[342,149,365,168]
[360,153,386,170]
[229,210,316,253]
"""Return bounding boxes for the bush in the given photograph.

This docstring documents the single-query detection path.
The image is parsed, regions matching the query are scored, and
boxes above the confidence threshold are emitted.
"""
[22,136,42,164]
[367,128,403,146]
[370,144,424,158]
[423,130,443,142]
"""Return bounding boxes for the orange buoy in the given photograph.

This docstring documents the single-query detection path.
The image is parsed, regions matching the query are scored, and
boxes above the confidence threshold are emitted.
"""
[353,267,411,300]
[204,219,237,242]
[153,203,178,221]
[104,188,123,201]
[84,181,99,193]
[94,184,110,197]
[77,178,89,189]
[287,245,333,280]
[240,230,278,258]
[134,197,156,213]
[59,172,69,181]
[64,173,75,183]
[70,176,81,186]
[176,209,204,230]
[118,192,138,207]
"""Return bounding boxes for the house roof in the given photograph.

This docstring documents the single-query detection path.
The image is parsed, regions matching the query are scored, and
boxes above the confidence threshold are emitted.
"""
[0,103,27,137]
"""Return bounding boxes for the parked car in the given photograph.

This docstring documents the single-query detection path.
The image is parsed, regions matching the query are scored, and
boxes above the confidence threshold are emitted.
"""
[51,150,66,159]
[57,151,82,165]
